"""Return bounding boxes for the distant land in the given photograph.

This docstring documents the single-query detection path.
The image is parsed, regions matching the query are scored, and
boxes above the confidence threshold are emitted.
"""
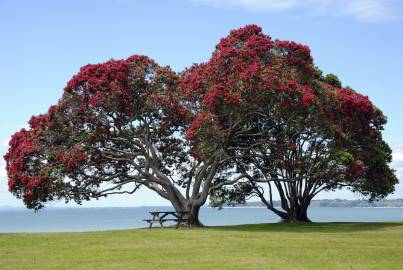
[1,199,403,211]
[217,199,403,208]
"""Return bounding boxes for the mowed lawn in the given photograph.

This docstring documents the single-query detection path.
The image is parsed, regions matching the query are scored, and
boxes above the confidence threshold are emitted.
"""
[1,222,403,270]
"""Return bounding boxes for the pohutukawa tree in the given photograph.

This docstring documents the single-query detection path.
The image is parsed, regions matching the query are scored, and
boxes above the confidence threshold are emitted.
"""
[4,25,398,225]
[4,55,239,226]
[180,25,398,222]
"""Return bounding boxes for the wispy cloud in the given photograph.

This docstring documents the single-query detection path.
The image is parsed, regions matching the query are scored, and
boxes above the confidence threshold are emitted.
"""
[191,0,400,22]
[193,0,300,11]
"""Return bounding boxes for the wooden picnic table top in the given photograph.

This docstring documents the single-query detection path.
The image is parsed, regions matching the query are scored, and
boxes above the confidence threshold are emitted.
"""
[148,211,188,214]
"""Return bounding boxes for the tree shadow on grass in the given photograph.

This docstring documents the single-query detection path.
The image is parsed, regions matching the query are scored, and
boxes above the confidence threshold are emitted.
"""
[207,222,403,233]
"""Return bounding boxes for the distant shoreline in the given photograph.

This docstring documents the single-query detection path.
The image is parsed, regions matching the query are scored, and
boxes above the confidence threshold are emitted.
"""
[216,199,403,209]
[352,206,403,209]
[1,198,403,210]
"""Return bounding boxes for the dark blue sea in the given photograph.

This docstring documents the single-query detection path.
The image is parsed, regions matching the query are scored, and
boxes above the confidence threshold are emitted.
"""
[1,207,402,233]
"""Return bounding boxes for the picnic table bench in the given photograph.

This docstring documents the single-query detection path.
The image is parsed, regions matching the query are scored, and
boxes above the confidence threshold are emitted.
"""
[143,211,189,229]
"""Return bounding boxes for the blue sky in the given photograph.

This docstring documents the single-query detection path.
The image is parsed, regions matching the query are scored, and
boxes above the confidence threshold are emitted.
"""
[1,0,402,207]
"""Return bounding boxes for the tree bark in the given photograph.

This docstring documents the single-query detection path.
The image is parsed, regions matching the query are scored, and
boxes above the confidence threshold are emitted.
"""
[185,204,203,227]
[279,204,311,223]
[280,209,312,223]
[167,194,203,227]
[171,200,203,227]
[256,184,313,223]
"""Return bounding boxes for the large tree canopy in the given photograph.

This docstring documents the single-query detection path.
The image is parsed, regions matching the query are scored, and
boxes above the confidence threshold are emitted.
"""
[4,55,238,226]
[179,25,398,222]
[4,25,398,224]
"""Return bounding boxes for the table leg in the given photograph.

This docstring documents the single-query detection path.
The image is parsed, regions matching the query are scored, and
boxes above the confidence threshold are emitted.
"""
[149,213,159,229]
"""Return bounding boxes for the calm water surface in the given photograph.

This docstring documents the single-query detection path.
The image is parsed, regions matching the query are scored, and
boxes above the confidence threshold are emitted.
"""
[1,207,402,233]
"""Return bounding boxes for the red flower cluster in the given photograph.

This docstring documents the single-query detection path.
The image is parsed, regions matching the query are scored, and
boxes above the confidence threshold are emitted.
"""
[55,147,87,171]
[64,59,132,114]
[186,112,215,141]
[300,85,317,107]
[274,40,314,75]
[347,160,366,177]
[3,128,50,207]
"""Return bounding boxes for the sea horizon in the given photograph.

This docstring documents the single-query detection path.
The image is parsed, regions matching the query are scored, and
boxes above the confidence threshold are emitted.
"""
[1,206,403,233]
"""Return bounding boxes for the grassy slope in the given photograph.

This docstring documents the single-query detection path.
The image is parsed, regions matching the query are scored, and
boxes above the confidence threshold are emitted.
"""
[1,223,403,270]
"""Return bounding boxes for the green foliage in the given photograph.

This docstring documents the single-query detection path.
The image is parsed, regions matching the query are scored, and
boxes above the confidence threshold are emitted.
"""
[324,73,342,88]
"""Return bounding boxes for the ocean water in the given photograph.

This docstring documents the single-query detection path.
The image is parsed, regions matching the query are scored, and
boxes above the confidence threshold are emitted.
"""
[0,207,402,233]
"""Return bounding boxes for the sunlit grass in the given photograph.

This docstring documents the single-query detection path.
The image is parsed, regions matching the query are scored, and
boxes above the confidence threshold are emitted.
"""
[1,222,402,270]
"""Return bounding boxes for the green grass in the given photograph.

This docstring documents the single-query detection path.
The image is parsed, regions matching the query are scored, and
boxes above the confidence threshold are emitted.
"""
[1,222,403,270]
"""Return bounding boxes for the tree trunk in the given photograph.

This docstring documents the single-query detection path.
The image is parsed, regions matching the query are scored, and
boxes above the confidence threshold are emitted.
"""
[186,204,203,227]
[279,206,311,223]
[170,198,203,227]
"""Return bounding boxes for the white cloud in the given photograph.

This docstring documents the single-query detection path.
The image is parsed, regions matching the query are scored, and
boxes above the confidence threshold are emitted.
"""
[191,0,400,22]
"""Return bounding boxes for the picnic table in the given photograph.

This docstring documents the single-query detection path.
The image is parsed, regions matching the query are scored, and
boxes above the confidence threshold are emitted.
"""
[143,211,189,229]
